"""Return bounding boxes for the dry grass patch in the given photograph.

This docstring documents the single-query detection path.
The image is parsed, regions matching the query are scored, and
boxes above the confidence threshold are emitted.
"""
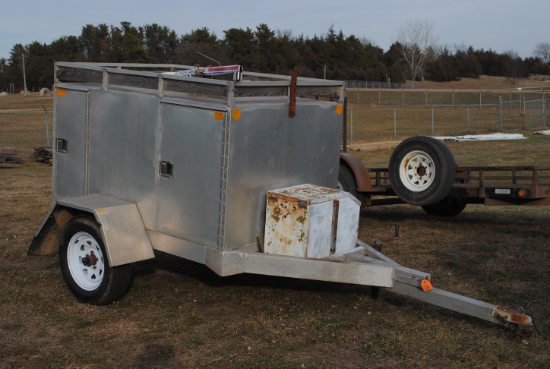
[0,95,549,368]
[423,75,550,91]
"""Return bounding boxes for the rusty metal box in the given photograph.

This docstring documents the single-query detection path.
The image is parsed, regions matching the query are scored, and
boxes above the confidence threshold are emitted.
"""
[264,184,360,258]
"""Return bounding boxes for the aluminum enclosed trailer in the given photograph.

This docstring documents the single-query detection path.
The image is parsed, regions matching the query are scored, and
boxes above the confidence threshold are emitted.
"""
[29,63,531,328]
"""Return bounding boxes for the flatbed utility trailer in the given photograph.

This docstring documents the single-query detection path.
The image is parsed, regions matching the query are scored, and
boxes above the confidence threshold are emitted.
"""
[29,62,532,329]
[339,136,550,216]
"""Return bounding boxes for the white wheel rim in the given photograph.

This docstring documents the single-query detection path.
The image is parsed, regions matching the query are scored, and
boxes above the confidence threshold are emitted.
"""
[66,231,105,291]
[399,150,436,192]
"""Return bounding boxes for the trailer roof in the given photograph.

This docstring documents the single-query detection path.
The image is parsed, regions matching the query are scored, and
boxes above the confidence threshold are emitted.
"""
[55,62,345,105]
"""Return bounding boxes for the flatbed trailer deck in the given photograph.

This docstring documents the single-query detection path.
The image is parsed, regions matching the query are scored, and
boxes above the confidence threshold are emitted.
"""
[362,165,550,205]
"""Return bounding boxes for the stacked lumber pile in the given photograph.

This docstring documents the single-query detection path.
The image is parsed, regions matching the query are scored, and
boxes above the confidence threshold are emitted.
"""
[0,147,21,168]
[33,146,53,165]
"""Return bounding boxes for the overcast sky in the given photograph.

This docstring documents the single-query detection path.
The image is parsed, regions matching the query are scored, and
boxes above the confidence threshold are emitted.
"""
[1,0,548,61]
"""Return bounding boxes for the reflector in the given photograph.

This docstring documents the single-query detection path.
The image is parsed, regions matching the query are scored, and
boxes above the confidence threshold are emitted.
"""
[232,108,241,121]
[421,279,433,292]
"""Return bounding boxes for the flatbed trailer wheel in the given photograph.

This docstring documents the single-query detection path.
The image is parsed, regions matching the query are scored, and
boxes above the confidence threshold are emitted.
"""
[389,136,456,206]
[337,163,359,198]
[59,216,132,305]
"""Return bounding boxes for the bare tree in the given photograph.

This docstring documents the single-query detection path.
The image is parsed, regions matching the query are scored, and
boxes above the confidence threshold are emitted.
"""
[534,42,550,63]
[396,18,437,87]
[276,29,293,39]
[502,50,527,88]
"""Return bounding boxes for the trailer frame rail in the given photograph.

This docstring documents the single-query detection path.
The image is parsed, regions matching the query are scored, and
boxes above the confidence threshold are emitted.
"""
[359,166,550,207]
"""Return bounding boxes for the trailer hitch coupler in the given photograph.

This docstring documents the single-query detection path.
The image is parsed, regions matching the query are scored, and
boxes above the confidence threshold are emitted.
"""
[494,306,533,326]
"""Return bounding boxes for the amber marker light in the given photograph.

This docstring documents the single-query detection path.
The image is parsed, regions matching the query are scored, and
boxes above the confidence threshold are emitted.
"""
[56,88,67,96]
[336,104,343,115]
[232,108,241,121]
[421,279,433,292]
[214,111,224,120]
[518,189,526,197]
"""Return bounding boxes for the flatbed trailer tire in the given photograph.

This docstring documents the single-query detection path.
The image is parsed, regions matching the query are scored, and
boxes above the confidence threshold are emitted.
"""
[337,163,359,198]
[389,136,456,206]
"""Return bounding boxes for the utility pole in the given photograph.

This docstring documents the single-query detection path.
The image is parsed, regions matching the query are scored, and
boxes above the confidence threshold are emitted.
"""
[22,53,28,95]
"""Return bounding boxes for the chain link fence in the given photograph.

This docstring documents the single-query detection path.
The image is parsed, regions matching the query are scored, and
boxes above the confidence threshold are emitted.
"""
[0,109,53,163]
[345,80,425,89]
[343,89,549,145]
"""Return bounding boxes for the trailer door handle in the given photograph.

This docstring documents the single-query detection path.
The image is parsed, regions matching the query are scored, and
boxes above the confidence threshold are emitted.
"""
[56,138,68,153]
[160,161,173,178]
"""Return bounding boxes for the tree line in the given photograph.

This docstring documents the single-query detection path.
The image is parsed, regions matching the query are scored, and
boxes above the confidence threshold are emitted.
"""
[1,22,549,92]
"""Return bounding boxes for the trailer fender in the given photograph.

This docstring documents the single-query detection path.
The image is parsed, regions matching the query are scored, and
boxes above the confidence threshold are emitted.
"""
[28,204,78,257]
[29,194,155,267]
[339,153,372,191]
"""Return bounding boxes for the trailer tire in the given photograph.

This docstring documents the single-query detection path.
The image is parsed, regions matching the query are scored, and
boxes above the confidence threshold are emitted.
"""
[421,198,467,217]
[389,136,456,206]
[59,216,132,305]
[337,164,359,198]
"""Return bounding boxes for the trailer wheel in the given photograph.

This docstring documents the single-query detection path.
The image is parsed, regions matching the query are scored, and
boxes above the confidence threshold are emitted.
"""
[421,198,467,217]
[389,136,456,206]
[337,164,359,198]
[59,216,132,305]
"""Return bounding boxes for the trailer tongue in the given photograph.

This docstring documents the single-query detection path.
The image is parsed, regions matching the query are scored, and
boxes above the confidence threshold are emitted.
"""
[29,62,532,329]
[216,234,532,327]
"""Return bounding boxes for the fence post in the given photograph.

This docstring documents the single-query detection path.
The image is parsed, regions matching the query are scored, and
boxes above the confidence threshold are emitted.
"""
[394,108,397,138]
[467,106,471,132]
[431,106,435,135]
[342,97,348,152]
[544,93,547,126]
[499,96,503,130]
[479,91,481,109]
[350,108,353,144]
[452,90,455,107]
[523,95,526,129]
[41,104,50,146]
[45,111,50,146]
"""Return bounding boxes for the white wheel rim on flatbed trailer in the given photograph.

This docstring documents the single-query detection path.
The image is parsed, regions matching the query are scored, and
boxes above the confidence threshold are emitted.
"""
[399,150,436,192]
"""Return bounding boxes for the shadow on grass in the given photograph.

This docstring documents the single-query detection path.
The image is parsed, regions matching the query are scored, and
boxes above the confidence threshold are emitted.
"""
[133,250,371,297]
